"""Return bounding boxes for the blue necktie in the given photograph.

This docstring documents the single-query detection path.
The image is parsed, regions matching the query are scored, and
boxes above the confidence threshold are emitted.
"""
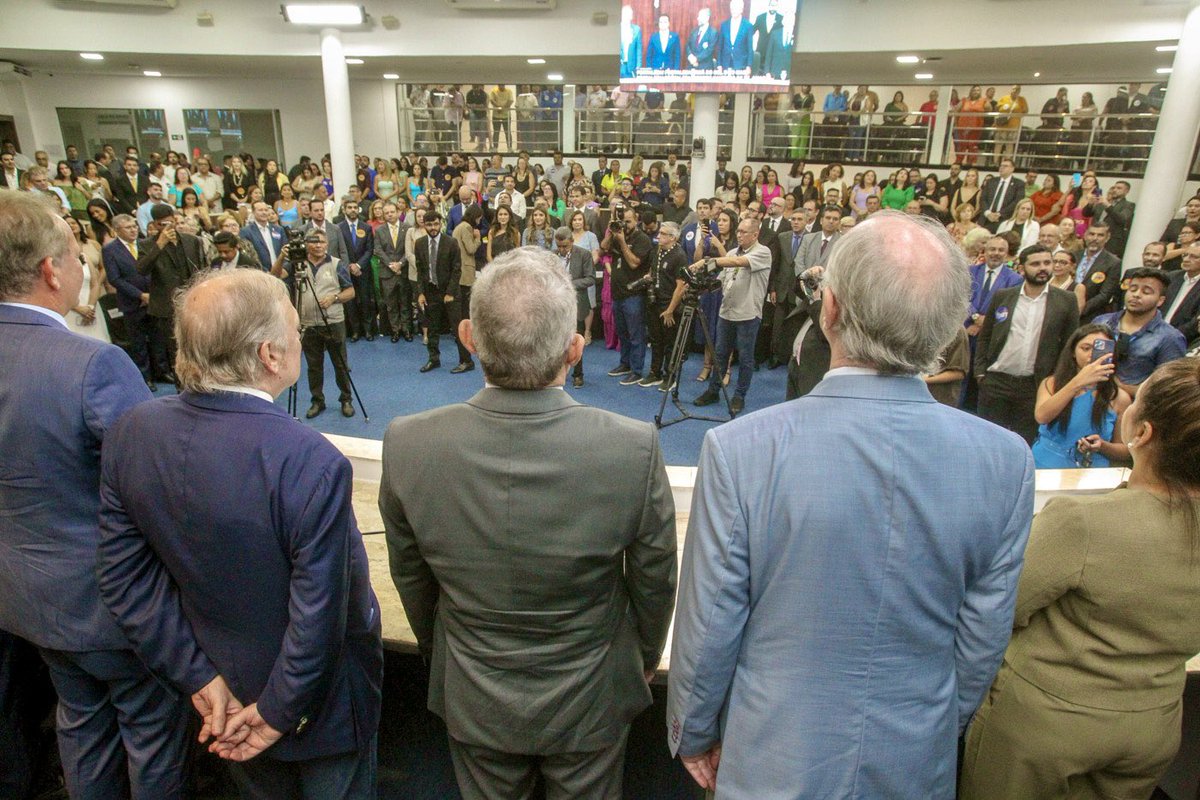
[792,234,801,257]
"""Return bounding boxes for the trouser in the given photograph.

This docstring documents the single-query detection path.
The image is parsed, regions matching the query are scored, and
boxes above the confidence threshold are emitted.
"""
[226,735,377,800]
[447,730,628,800]
[711,316,762,398]
[573,318,586,378]
[302,322,352,404]
[493,116,512,150]
[151,314,175,379]
[344,266,377,338]
[613,295,647,375]
[0,632,55,800]
[121,307,156,379]
[37,647,190,800]
[755,299,777,365]
[977,372,1038,445]
[422,282,471,365]
[377,274,412,336]
[960,663,1181,800]
[770,300,796,366]
[646,300,678,377]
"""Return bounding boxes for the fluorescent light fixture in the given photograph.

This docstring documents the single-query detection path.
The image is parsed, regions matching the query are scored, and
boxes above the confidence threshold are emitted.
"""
[1033,71,1041,78]
[1156,44,1178,52]
[143,70,162,77]
[383,73,399,80]
[281,4,365,25]
[345,58,364,65]
[1157,66,1173,74]
[527,58,546,65]
[547,73,564,81]
[914,73,933,80]
[896,55,920,64]
[80,52,104,61]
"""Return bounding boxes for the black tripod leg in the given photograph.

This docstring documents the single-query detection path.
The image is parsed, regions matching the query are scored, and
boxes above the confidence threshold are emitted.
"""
[655,304,695,426]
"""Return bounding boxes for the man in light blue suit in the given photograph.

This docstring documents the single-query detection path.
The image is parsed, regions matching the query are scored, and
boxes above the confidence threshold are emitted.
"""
[717,0,755,72]
[0,192,192,798]
[666,211,1036,798]
[619,5,642,79]
[645,13,681,71]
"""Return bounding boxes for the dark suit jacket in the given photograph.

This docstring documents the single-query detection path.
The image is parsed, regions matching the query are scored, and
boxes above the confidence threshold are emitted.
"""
[110,170,150,215]
[337,219,374,273]
[373,221,408,284]
[380,387,675,754]
[645,31,681,70]
[752,10,789,76]
[975,177,1025,229]
[758,224,783,297]
[98,391,383,761]
[976,285,1080,383]
[1164,271,1200,344]
[717,18,755,70]
[0,304,151,651]
[413,233,462,293]
[1077,248,1122,321]
[687,25,718,69]
[102,237,151,315]
[788,295,829,399]
[564,245,596,321]
[240,222,288,272]
[135,232,205,318]
[1083,197,1135,258]
[0,168,22,189]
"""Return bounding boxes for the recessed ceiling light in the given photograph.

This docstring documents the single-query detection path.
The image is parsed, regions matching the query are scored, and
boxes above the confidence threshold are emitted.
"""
[527,58,546,65]
[80,52,104,61]
[383,73,399,80]
[547,72,564,81]
[345,58,364,65]
[1033,72,1041,77]
[914,73,933,80]
[143,70,162,77]
[896,55,920,65]
[282,4,365,25]
[1157,66,1173,74]
[1156,44,1178,52]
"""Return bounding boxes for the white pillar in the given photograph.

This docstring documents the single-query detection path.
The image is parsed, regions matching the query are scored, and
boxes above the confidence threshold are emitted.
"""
[320,28,356,201]
[562,84,577,153]
[731,92,752,167]
[929,85,953,164]
[692,94,719,200]
[1124,1,1200,271]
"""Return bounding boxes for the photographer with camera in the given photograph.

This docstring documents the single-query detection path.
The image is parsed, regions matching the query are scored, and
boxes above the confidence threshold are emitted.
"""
[639,222,689,388]
[692,217,774,415]
[603,204,655,386]
[136,204,203,387]
[296,230,356,419]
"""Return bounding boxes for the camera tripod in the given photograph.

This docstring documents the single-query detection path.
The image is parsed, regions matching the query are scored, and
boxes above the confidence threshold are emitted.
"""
[286,258,370,422]
[655,289,732,429]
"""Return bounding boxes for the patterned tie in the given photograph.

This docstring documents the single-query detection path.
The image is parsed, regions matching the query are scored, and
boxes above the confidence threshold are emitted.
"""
[792,234,801,257]
[428,236,437,284]
[819,237,830,258]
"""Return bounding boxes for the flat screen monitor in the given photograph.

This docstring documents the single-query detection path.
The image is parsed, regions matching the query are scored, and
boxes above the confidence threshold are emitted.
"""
[618,0,800,93]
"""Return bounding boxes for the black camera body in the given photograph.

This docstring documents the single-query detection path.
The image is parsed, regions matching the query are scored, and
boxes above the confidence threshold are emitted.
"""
[681,259,723,294]
[285,228,307,263]
[626,273,656,305]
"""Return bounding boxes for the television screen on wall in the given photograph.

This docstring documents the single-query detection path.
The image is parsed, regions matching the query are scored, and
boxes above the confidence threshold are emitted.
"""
[618,0,800,93]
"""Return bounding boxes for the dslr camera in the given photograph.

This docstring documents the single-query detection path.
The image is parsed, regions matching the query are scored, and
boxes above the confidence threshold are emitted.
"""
[285,228,308,263]
[626,273,656,305]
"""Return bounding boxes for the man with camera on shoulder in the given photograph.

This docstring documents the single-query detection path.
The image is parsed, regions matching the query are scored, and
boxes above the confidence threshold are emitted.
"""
[603,203,655,386]
[638,222,689,389]
[692,217,773,415]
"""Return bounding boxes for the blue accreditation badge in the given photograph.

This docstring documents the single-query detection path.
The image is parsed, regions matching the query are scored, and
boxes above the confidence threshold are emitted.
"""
[996,306,1010,323]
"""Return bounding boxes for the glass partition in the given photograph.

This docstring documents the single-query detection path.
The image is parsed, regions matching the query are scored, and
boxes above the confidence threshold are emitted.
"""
[183,108,284,165]
[56,107,169,158]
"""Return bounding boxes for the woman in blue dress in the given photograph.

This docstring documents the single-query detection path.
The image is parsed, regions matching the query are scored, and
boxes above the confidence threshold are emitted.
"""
[1032,324,1131,468]
[693,207,737,382]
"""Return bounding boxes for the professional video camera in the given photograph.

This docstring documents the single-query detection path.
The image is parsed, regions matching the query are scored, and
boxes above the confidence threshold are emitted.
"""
[680,259,723,294]
[284,228,308,263]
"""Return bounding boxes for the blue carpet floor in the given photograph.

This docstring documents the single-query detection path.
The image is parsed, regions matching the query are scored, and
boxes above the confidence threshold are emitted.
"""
[288,332,789,466]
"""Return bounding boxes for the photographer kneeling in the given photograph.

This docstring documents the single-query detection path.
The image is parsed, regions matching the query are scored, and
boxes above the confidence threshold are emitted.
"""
[692,217,773,415]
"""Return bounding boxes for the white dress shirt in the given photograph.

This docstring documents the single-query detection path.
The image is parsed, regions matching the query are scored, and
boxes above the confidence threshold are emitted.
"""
[1164,272,1200,325]
[988,285,1048,377]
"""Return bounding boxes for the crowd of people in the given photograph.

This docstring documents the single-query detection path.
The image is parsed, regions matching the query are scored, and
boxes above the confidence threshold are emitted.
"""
[2,185,1199,800]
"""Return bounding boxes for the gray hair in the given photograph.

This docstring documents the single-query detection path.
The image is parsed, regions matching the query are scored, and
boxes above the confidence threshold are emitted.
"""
[553,226,572,243]
[0,191,69,301]
[659,221,680,239]
[174,269,292,393]
[112,213,136,227]
[469,246,576,389]
[823,210,969,375]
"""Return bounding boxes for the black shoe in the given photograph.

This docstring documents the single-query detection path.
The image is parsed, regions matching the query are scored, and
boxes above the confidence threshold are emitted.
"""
[694,388,720,406]
[730,395,745,415]
[391,334,401,343]
[365,333,375,342]
[349,334,360,343]
[607,364,631,377]
[450,361,475,374]
[306,401,325,419]
[341,401,355,418]
[404,332,414,342]
[145,379,158,392]
[767,357,781,370]
[420,360,440,373]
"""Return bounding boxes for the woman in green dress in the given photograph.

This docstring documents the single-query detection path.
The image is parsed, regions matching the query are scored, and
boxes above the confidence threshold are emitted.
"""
[789,85,815,160]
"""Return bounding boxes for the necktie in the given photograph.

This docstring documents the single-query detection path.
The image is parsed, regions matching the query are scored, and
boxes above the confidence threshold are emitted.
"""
[990,179,1006,213]
[349,224,357,247]
[261,226,276,263]
[429,236,438,283]
[982,268,996,296]
[127,241,138,260]
[390,225,398,248]
[792,234,801,257]
[819,237,830,258]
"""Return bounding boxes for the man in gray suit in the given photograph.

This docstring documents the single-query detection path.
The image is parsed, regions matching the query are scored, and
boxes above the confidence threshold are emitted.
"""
[553,227,596,387]
[782,205,843,399]
[380,246,676,800]
[300,197,348,266]
[373,201,413,341]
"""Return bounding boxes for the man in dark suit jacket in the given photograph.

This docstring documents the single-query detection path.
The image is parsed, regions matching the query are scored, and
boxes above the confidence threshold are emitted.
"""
[380,249,675,800]
[1162,242,1200,345]
[1075,222,1123,321]
[240,201,287,273]
[976,245,1080,444]
[686,8,718,70]
[103,214,162,386]
[0,192,189,799]
[0,152,21,189]
[109,155,150,215]
[136,205,203,384]
[751,201,783,367]
[782,208,843,399]
[554,228,597,387]
[752,1,789,78]
[717,0,755,71]
[413,210,471,373]
[373,201,412,341]
[1082,180,1135,258]
[97,269,383,797]
[337,198,377,342]
[645,15,682,70]
[975,158,1024,232]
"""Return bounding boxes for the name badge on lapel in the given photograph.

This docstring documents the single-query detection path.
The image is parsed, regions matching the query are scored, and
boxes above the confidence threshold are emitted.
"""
[1091,271,1106,285]
[995,306,1010,323]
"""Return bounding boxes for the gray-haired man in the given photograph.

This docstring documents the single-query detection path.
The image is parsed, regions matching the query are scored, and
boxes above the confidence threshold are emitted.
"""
[381,246,676,800]
[553,228,596,388]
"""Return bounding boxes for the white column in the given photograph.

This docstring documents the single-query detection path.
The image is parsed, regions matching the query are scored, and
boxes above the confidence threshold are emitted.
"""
[731,92,752,167]
[1124,1,1200,271]
[929,86,953,164]
[562,84,577,153]
[691,94,719,200]
[319,28,356,201]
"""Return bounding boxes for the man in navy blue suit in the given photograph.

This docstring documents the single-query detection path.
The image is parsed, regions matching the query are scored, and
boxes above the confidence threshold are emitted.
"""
[240,201,286,273]
[645,13,681,71]
[717,0,755,72]
[0,191,192,799]
[97,268,383,799]
[686,8,719,70]
[337,197,377,342]
[103,212,162,389]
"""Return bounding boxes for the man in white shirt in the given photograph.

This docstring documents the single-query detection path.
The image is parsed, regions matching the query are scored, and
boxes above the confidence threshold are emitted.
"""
[491,175,527,220]
[24,167,68,214]
[1163,243,1200,344]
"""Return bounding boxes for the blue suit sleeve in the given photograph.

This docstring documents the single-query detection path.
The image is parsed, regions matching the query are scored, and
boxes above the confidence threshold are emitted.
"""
[665,431,751,757]
[255,457,355,733]
[954,445,1035,733]
[104,247,144,305]
[81,345,152,440]
[98,435,219,695]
